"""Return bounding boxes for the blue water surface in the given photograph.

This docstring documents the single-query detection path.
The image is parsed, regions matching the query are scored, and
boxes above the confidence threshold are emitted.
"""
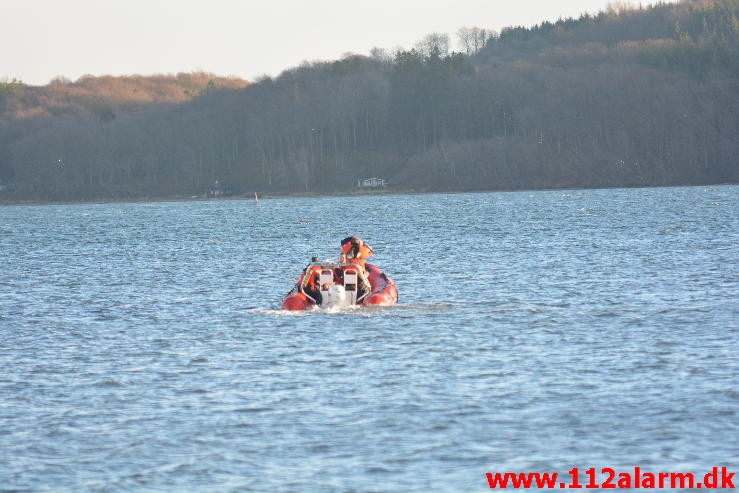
[1,186,737,492]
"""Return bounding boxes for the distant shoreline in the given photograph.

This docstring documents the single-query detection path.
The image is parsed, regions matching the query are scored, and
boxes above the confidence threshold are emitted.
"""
[0,188,416,207]
[2,182,736,207]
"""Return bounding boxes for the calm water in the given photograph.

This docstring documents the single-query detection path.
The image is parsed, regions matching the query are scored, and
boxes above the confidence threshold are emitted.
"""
[1,186,737,492]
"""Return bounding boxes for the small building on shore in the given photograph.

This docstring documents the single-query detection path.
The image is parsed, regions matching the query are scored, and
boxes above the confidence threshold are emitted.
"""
[206,180,232,198]
[357,177,386,189]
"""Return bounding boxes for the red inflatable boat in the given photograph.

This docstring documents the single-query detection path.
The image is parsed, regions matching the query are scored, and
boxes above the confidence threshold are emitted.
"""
[281,261,398,310]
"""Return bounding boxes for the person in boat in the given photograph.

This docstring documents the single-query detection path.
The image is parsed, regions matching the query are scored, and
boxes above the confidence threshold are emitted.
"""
[296,256,325,304]
[339,236,373,297]
[340,236,372,269]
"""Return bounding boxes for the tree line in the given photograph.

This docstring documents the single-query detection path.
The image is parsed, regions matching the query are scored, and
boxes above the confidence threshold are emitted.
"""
[1,0,737,202]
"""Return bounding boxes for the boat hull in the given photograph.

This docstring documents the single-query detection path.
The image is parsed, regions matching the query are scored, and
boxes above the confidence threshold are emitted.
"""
[281,291,313,310]
[281,263,397,310]
[362,264,398,306]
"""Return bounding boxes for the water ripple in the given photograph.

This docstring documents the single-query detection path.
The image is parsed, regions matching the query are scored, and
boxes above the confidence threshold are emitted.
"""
[1,186,737,492]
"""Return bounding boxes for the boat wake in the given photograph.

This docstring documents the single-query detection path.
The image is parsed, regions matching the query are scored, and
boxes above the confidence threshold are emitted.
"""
[254,302,453,317]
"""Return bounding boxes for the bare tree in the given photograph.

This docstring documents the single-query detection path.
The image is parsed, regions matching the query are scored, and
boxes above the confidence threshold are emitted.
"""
[415,33,451,57]
[456,27,497,56]
[606,1,636,16]
[369,47,391,63]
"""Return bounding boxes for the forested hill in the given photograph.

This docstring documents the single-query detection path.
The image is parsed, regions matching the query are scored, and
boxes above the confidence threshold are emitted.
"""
[0,73,248,122]
[1,0,737,202]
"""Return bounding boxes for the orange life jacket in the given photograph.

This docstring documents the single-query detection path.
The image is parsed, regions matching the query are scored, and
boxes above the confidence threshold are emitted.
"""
[341,237,373,265]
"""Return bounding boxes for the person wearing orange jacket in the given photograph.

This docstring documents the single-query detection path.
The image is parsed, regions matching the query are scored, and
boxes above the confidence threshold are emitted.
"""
[340,236,373,268]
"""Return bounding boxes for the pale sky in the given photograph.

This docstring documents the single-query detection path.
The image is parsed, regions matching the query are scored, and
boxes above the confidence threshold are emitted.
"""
[2,0,664,86]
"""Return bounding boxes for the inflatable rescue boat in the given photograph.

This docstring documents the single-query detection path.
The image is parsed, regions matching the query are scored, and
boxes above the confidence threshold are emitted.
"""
[281,260,398,310]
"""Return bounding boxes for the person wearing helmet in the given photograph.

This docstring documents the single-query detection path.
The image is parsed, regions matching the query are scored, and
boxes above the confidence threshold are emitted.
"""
[340,236,373,269]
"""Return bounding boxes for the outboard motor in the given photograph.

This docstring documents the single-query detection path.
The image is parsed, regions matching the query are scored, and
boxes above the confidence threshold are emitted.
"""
[318,268,348,307]
[323,284,347,306]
